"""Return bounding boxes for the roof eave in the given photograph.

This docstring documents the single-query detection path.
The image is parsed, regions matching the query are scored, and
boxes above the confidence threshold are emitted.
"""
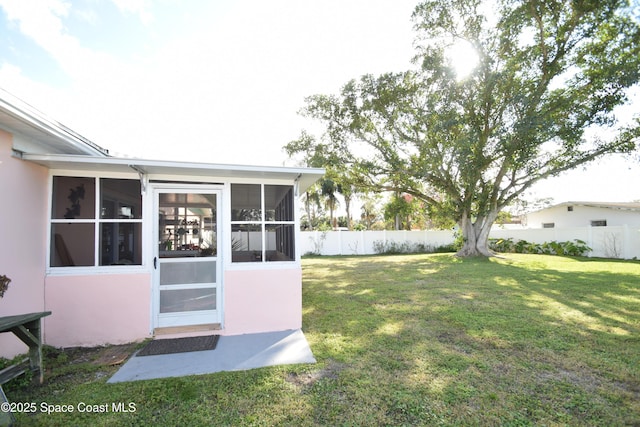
[20,153,325,191]
[529,201,640,214]
[0,89,109,157]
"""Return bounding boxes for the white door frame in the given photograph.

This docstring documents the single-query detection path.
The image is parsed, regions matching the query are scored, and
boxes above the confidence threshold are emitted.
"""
[150,183,223,331]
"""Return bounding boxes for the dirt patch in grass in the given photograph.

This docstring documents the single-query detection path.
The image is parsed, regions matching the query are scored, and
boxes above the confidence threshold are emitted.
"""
[536,368,602,391]
[538,368,640,401]
[286,360,345,392]
[91,343,139,366]
[434,330,476,354]
[43,343,140,367]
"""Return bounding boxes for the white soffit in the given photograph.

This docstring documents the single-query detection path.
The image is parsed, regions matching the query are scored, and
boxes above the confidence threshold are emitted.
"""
[21,153,325,192]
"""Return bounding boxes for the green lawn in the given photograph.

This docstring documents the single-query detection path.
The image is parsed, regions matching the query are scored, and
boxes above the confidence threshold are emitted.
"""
[5,254,640,426]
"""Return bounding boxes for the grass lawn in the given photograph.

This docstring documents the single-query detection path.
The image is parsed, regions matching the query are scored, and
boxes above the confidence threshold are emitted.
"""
[4,254,640,426]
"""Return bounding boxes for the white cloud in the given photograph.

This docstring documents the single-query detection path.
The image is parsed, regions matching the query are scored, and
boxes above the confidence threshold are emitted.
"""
[1,0,637,202]
[0,1,410,165]
[0,62,60,106]
[73,7,98,26]
[0,0,74,63]
[109,0,153,25]
[0,0,121,83]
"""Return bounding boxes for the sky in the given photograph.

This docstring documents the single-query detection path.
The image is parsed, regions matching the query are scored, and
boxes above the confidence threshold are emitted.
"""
[0,0,639,205]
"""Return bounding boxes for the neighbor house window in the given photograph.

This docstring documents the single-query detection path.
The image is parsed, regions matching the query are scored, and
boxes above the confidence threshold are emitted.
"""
[542,223,555,228]
[231,184,295,263]
[590,220,607,227]
[50,176,142,267]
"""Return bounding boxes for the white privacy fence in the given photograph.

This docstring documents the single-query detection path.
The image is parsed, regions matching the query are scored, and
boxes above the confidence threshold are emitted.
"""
[300,225,640,259]
[300,230,456,256]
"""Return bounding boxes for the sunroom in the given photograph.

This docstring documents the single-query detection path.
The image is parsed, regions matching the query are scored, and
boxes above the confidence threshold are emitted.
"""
[20,153,324,348]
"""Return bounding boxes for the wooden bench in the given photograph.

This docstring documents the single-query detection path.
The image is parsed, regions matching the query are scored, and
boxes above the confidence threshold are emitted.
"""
[0,312,52,385]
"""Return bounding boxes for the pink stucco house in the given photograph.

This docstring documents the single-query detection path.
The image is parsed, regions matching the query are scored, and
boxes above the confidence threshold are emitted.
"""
[0,90,323,358]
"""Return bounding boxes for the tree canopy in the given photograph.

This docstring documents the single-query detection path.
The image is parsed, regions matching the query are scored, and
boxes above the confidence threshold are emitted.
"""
[287,0,640,256]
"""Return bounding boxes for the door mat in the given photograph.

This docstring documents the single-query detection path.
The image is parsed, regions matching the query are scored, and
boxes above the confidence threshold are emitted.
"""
[136,335,219,357]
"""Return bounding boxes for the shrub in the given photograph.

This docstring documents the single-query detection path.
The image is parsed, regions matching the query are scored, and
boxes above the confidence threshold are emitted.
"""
[489,238,591,256]
[372,240,455,255]
[490,238,516,253]
[305,232,328,256]
[0,355,33,392]
[0,274,10,298]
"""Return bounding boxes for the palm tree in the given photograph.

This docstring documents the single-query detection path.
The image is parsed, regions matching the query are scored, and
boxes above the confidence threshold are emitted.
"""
[302,183,322,230]
[321,178,339,229]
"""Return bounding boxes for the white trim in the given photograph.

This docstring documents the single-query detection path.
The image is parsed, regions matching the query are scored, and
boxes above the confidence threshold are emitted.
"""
[94,179,100,267]
[46,169,140,179]
[45,169,307,276]
[149,182,226,192]
[227,183,300,268]
[224,260,301,272]
[46,173,146,272]
[261,184,266,258]
[45,265,148,276]
[294,178,301,262]
[529,201,640,215]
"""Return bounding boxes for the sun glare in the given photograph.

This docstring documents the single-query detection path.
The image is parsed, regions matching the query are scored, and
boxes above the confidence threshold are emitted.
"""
[448,40,479,79]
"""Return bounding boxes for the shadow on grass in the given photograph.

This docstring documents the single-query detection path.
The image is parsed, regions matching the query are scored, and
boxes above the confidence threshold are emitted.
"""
[301,254,640,425]
[8,254,639,426]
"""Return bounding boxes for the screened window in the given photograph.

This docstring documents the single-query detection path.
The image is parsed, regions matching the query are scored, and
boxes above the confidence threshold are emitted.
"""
[231,184,295,263]
[50,176,142,267]
[590,220,607,227]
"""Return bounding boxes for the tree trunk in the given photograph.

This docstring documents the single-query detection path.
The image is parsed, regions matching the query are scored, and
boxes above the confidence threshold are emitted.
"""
[329,204,335,230]
[456,210,498,257]
[304,193,313,231]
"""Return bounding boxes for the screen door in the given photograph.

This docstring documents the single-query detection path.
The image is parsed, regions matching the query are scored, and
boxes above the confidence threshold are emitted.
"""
[153,187,221,329]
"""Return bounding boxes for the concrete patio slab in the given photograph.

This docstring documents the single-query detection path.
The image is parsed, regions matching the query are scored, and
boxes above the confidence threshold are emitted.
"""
[108,329,315,383]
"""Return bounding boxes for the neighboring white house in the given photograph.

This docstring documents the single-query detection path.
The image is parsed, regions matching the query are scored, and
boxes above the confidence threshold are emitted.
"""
[524,202,640,229]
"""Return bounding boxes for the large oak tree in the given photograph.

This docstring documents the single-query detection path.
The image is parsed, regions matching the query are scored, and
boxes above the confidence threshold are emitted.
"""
[290,0,640,256]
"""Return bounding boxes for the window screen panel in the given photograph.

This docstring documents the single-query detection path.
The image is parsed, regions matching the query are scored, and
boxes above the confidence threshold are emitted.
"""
[100,179,142,219]
[51,223,95,266]
[266,224,295,261]
[51,177,96,219]
[231,184,261,221]
[160,288,216,313]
